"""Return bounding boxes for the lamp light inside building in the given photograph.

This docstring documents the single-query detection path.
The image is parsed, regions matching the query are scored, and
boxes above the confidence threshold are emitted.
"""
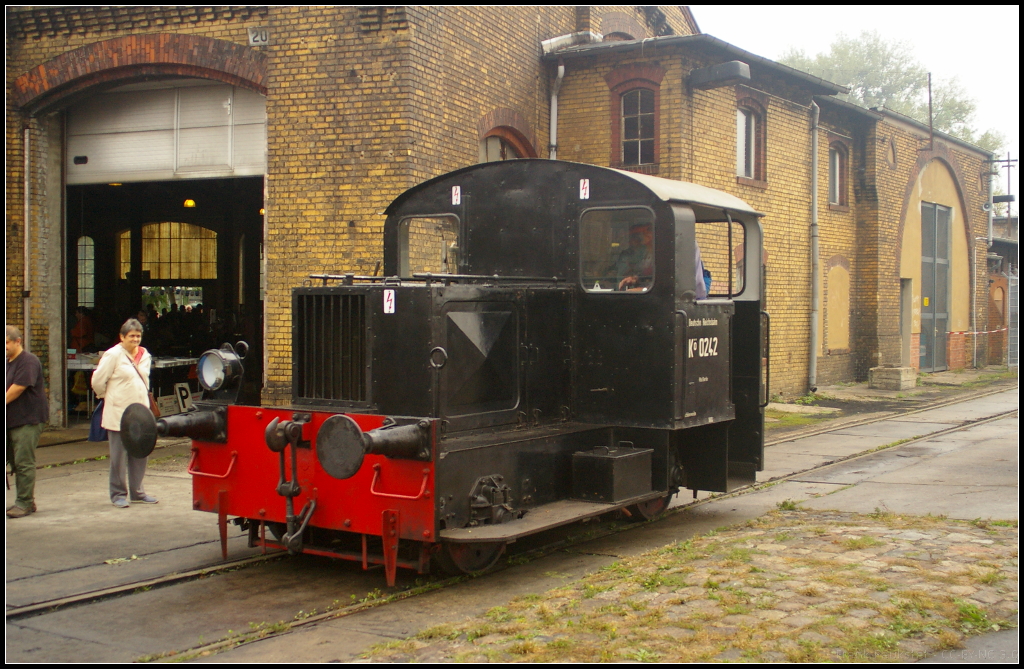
[259,208,265,216]
[184,199,196,208]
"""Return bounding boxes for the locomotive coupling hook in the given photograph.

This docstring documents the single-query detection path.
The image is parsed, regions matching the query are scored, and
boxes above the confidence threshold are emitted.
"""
[283,498,317,554]
[265,417,303,453]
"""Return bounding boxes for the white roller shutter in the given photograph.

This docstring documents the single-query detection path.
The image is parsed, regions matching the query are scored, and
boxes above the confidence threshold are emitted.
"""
[66,79,266,185]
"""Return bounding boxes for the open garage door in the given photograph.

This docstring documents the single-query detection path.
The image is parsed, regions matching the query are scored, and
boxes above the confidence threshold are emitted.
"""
[66,79,266,185]
[64,79,266,423]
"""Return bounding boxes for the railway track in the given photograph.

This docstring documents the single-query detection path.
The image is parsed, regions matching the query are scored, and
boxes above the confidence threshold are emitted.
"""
[5,551,285,622]
[764,383,1016,447]
[8,400,1016,661]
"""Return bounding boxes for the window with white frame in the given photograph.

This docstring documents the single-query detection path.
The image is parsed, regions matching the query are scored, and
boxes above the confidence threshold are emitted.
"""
[77,236,95,307]
[736,107,759,179]
[621,88,656,165]
[828,143,848,205]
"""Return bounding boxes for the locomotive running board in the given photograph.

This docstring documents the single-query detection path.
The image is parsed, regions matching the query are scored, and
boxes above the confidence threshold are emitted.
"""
[439,491,670,544]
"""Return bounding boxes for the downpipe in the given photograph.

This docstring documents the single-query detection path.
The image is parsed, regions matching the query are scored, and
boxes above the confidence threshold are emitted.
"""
[808,102,820,392]
[976,165,997,368]
[23,126,31,351]
[549,60,565,160]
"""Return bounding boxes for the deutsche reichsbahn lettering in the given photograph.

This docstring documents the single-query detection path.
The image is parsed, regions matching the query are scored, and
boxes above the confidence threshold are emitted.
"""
[688,337,719,358]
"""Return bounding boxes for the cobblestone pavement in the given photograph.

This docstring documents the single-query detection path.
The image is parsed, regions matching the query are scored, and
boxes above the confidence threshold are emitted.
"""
[362,510,1018,663]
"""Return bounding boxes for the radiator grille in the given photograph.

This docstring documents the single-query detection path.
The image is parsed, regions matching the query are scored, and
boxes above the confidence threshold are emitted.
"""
[294,292,367,403]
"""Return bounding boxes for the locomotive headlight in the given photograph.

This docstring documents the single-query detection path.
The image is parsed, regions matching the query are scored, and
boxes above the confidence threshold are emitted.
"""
[197,346,243,392]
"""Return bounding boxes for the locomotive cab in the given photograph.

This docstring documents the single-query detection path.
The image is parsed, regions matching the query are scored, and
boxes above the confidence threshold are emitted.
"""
[143,160,768,584]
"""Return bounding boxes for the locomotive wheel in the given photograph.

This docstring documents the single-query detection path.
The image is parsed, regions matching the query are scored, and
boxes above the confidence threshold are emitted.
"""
[434,541,506,576]
[626,494,672,522]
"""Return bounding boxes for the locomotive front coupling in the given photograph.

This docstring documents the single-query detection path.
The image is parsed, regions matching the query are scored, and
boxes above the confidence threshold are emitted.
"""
[261,414,432,553]
[120,403,228,458]
[263,414,432,482]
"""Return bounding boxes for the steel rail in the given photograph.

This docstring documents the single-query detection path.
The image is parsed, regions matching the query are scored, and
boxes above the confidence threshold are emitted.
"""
[764,383,1016,448]
[158,406,1020,662]
[6,386,1016,650]
[5,550,285,622]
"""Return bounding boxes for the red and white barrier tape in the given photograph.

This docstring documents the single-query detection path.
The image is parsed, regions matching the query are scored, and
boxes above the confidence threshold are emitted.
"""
[948,327,1009,336]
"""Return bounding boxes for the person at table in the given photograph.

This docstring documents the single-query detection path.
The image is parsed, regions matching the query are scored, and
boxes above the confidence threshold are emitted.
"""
[69,307,95,352]
[91,319,158,508]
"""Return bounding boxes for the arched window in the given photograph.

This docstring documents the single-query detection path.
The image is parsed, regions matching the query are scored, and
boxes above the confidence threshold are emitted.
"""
[621,89,655,166]
[117,223,218,280]
[77,236,95,307]
[828,142,849,206]
[478,124,535,163]
[480,135,522,162]
[141,222,218,279]
[606,64,664,173]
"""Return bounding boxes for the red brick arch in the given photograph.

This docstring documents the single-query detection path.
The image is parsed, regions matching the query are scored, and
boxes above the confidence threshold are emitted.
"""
[12,33,267,115]
[477,108,537,157]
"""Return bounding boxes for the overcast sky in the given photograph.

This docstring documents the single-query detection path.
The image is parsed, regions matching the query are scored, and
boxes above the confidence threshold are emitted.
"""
[691,5,1020,204]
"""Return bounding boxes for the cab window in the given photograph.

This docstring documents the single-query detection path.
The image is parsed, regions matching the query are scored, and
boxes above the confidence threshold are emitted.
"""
[580,208,655,293]
[398,215,460,277]
[694,218,745,297]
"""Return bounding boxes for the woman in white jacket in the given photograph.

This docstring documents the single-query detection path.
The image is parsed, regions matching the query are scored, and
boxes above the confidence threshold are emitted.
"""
[91,319,158,508]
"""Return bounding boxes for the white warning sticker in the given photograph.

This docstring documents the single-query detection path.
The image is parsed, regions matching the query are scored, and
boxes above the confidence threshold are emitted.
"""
[384,289,396,314]
[579,178,590,200]
[452,185,461,205]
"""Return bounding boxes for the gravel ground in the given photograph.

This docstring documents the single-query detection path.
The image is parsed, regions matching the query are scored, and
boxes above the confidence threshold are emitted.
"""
[361,509,1018,663]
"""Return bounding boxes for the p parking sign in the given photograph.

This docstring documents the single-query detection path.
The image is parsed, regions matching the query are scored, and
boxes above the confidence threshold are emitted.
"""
[174,383,195,413]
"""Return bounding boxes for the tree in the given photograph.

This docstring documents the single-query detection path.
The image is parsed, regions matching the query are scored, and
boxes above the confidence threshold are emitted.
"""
[779,32,1005,153]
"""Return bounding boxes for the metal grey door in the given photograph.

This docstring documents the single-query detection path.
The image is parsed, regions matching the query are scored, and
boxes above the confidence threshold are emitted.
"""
[920,202,950,372]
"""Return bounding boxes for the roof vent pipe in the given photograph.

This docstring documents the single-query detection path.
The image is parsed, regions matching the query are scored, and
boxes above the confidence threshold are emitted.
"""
[549,60,565,160]
[808,101,820,393]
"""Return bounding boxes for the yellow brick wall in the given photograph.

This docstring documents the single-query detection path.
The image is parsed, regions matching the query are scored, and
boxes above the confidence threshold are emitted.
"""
[260,6,582,400]
[552,48,991,394]
[6,6,265,382]
[6,6,993,405]
[851,113,992,373]
[815,115,859,384]
[557,51,828,395]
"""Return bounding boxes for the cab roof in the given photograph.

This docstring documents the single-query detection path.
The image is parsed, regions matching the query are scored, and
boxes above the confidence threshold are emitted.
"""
[386,159,762,221]
[608,167,761,219]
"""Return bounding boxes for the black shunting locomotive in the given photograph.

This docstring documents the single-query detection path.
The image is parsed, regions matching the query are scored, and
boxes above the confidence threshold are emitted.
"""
[123,159,769,585]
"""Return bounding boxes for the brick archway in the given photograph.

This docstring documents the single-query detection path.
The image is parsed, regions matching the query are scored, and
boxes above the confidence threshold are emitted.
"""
[477,108,537,157]
[13,33,267,115]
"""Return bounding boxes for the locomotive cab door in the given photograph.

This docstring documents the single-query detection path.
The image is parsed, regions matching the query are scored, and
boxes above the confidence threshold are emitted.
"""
[674,205,766,492]
[576,205,676,426]
[675,206,740,427]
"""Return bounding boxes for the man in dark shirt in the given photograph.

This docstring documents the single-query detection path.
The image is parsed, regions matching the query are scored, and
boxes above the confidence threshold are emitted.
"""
[6,325,49,518]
